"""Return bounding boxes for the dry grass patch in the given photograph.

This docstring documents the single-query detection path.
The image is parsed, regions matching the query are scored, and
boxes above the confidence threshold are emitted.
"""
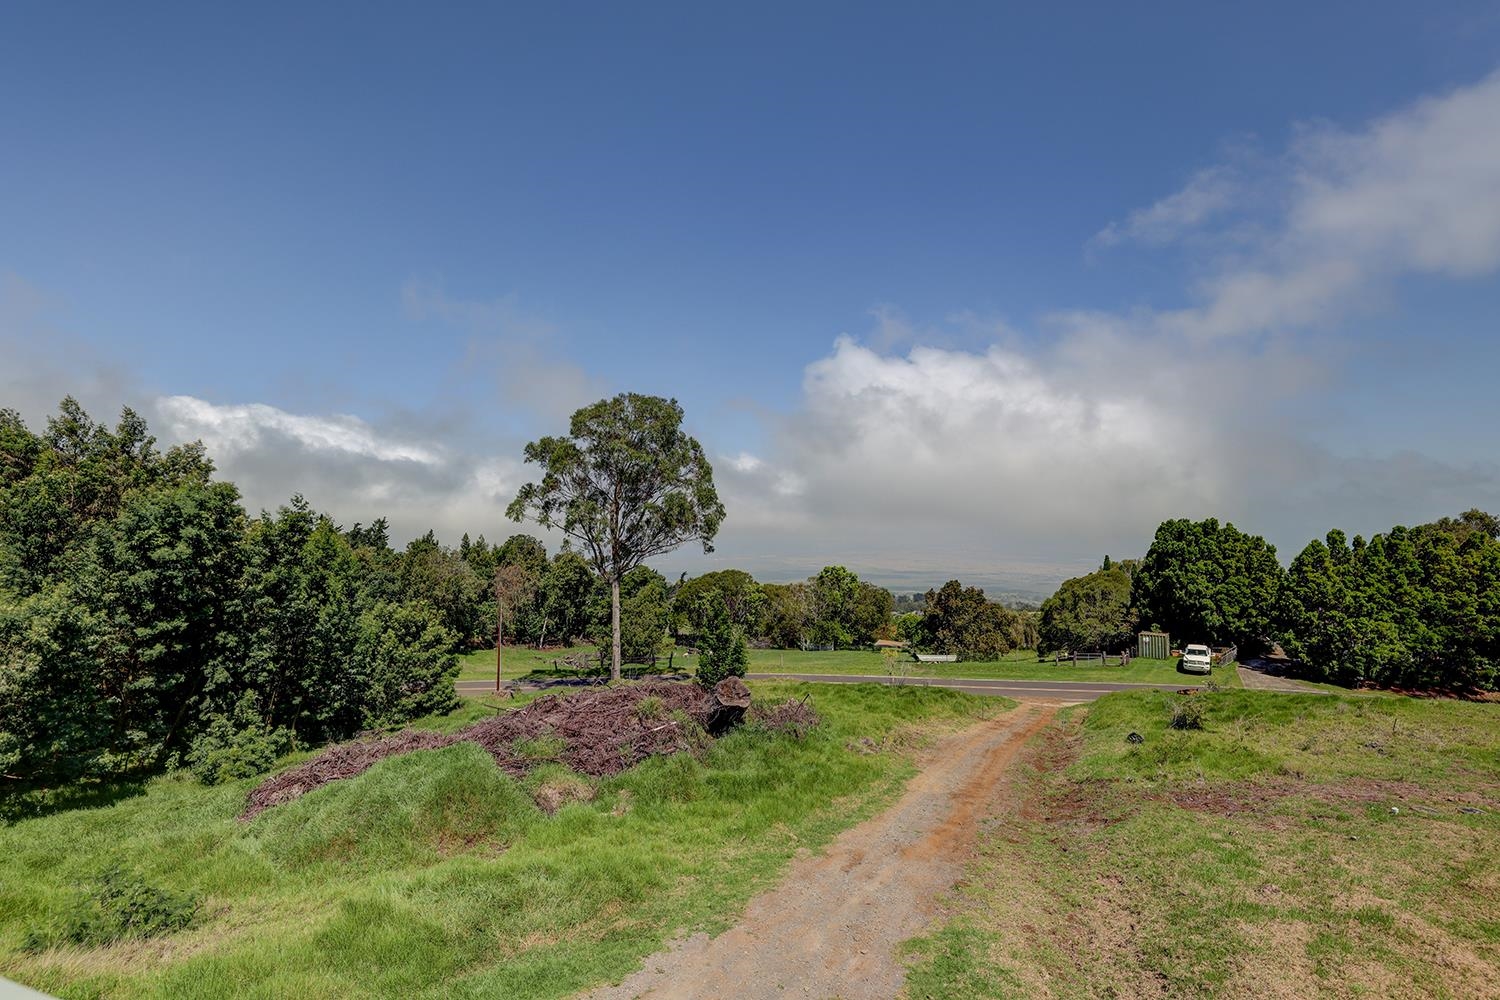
[902,691,1500,999]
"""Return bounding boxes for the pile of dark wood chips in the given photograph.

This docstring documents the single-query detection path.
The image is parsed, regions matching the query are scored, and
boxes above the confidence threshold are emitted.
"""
[241,679,816,820]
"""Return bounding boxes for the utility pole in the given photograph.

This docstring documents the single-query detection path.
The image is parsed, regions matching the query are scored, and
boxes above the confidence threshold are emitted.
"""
[495,569,504,694]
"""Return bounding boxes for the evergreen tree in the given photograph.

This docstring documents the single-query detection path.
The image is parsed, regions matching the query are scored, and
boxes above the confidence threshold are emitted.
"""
[695,592,748,688]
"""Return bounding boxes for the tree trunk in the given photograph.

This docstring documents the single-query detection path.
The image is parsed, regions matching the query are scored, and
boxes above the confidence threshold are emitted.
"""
[610,576,623,683]
[495,605,503,693]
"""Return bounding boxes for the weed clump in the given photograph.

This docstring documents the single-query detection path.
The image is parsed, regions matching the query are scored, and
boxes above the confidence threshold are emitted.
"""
[513,733,567,763]
[24,868,200,951]
[1168,696,1205,731]
[751,697,821,739]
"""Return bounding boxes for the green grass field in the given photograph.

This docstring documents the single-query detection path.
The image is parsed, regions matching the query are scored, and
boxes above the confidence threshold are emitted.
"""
[902,689,1500,998]
[455,646,610,682]
[747,647,1242,687]
[460,645,1242,688]
[0,681,1006,999]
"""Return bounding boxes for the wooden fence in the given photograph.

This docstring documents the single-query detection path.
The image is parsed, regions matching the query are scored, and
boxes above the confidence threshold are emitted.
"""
[1043,649,1134,667]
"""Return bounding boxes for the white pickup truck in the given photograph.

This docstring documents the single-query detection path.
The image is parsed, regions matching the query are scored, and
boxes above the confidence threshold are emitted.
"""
[1180,644,1213,675]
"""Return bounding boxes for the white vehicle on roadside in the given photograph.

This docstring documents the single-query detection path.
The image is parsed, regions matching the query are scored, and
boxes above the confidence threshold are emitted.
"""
[1181,644,1213,675]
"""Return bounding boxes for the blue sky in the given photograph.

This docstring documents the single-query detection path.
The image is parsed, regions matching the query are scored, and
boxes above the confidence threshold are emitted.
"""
[5,3,1500,595]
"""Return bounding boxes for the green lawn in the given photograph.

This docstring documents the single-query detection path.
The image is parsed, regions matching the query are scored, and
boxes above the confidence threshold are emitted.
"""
[460,645,1243,688]
[0,681,1006,999]
[455,646,605,682]
[745,647,1242,688]
[903,689,1500,998]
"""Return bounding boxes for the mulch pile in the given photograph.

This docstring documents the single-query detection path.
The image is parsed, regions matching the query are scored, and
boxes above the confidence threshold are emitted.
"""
[241,680,819,820]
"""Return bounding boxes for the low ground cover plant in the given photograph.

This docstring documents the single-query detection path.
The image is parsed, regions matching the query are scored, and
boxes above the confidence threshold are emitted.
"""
[22,868,200,952]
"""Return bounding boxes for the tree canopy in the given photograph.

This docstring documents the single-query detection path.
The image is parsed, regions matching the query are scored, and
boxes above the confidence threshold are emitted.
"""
[1038,566,1134,655]
[919,580,1018,661]
[673,569,764,637]
[507,394,724,680]
[1132,517,1282,648]
[1278,511,1500,689]
[0,401,496,790]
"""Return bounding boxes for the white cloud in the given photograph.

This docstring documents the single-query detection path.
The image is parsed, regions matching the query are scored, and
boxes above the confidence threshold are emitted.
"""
[1101,70,1500,342]
[1092,167,1238,248]
[749,335,1222,544]
[156,396,444,465]
[1289,74,1500,276]
[153,394,525,543]
[724,451,763,473]
[707,72,1500,586]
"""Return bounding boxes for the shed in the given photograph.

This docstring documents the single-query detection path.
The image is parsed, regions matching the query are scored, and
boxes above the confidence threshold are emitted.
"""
[1138,631,1170,660]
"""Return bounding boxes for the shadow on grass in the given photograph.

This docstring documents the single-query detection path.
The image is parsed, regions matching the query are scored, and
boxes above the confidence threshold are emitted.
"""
[515,665,689,686]
[1,776,151,823]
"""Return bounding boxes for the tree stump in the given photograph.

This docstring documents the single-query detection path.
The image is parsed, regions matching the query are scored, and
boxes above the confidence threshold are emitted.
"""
[706,677,753,735]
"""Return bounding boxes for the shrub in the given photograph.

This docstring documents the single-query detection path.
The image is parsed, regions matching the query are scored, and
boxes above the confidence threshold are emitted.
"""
[187,694,292,784]
[1168,696,1205,731]
[25,868,200,951]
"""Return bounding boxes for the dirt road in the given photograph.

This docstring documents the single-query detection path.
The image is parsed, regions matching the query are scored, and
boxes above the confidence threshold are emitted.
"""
[578,704,1057,1000]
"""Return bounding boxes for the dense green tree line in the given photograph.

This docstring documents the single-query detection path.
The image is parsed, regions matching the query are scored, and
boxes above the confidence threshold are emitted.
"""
[1279,511,1500,689]
[744,566,892,650]
[0,401,571,790]
[1037,513,1500,690]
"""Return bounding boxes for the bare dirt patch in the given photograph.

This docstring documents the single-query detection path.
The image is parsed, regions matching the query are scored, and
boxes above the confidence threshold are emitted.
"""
[1162,777,1499,820]
[578,705,1056,1000]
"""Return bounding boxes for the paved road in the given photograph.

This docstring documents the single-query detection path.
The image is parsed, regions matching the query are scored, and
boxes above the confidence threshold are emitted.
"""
[1236,658,1326,693]
[745,672,1203,702]
[457,673,1202,703]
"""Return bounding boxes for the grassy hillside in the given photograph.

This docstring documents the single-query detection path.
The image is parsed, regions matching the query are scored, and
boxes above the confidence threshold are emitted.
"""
[903,690,1500,998]
[0,682,1005,999]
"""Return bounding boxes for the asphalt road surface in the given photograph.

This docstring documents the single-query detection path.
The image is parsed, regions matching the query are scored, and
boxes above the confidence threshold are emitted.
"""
[746,672,1200,702]
[456,673,1201,703]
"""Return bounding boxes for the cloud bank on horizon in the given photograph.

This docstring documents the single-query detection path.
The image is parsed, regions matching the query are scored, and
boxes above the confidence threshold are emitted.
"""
[6,70,1500,595]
